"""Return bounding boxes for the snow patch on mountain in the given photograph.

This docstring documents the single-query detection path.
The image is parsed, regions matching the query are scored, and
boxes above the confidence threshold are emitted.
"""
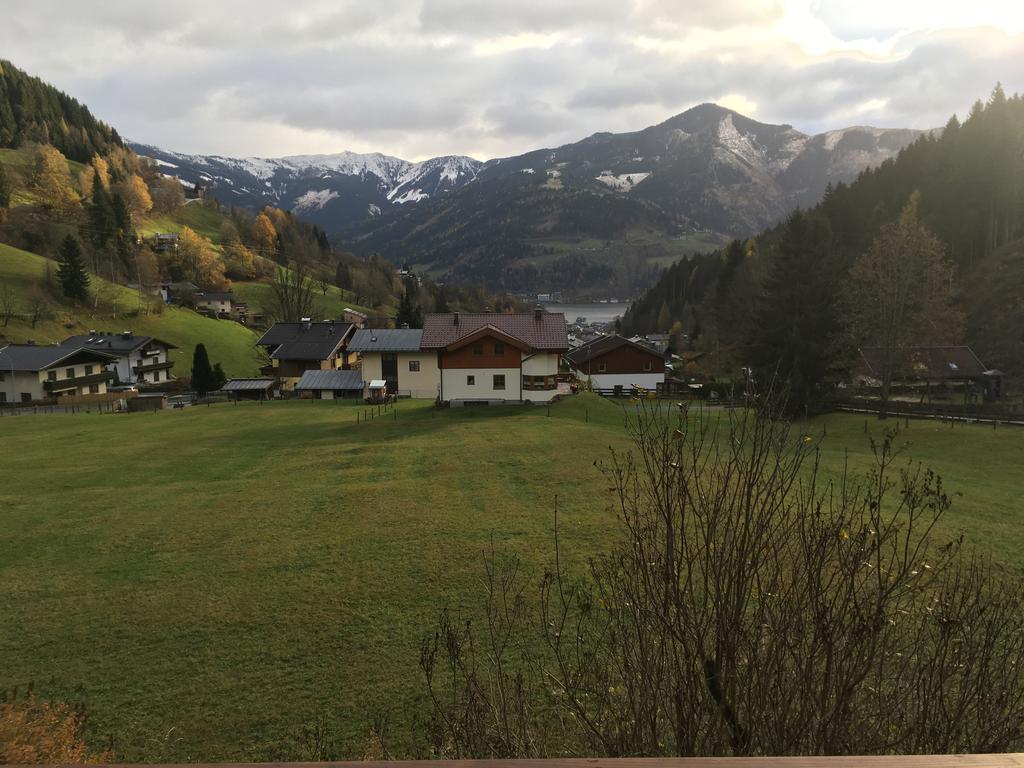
[292,189,339,213]
[392,189,428,204]
[716,114,765,168]
[595,171,651,191]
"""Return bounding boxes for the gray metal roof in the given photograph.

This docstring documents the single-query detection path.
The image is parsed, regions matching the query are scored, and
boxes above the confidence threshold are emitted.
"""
[222,378,277,391]
[348,328,423,352]
[0,343,119,371]
[294,369,364,391]
[61,332,178,354]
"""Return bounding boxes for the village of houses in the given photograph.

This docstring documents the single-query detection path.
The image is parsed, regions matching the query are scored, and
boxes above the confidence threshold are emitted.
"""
[0,275,1002,411]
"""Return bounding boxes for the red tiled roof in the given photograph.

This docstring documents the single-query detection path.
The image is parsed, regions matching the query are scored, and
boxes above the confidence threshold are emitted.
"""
[421,312,568,350]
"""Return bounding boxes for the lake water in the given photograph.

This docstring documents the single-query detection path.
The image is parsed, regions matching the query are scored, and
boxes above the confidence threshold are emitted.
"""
[541,302,631,324]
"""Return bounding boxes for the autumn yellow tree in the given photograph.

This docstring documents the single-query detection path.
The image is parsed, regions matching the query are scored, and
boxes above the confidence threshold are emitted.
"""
[215,220,255,278]
[167,226,227,289]
[91,155,110,189]
[845,193,964,415]
[252,211,277,257]
[31,144,79,215]
[118,174,153,224]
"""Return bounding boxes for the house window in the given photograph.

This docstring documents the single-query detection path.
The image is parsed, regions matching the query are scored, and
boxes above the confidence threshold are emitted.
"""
[597,363,607,373]
[21,393,31,403]
[467,375,475,385]
[409,360,420,372]
[494,342,504,356]
[643,361,652,372]
[65,367,75,379]
[85,365,94,375]
[88,384,99,394]
[493,374,505,391]
[47,370,57,381]
[472,343,484,357]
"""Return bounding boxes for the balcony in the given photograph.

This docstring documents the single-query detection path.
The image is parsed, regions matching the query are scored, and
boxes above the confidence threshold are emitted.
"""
[134,360,175,374]
[43,371,116,392]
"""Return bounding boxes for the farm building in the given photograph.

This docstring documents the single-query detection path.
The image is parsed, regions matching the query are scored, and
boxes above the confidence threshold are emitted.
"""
[193,292,235,317]
[294,369,364,399]
[857,345,1002,401]
[221,378,278,400]
[158,281,197,304]
[60,331,177,385]
[348,328,438,399]
[342,308,368,328]
[0,343,119,403]
[565,334,666,394]
[256,319,356,389]
[421,309,568,405]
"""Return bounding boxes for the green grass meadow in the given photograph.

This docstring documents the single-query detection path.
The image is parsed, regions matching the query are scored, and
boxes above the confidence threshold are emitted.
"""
[0,395,1021,760]
[0,242,262,376]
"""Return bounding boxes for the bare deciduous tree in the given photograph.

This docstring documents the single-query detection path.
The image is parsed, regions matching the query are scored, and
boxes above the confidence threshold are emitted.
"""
[0,282,18,327]
[269,263,316,321]
[421,399,1024,758]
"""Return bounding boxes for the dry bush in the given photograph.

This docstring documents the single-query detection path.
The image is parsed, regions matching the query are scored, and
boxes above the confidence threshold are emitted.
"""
[420,399,1024,757]
[0,688,112,764]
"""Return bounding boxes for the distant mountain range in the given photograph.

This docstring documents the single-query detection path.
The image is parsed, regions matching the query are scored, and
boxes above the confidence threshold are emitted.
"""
[132,104,927,293]
[129,142,483,231]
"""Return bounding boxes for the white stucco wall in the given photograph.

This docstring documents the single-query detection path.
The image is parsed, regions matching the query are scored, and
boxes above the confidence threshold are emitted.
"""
[359,351,440,399]
[522,352,560,376]
[442,367,521,401]
[582,372,664,391]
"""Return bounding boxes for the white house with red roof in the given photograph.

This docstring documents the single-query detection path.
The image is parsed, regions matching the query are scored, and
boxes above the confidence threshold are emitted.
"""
[346,310,568,404]
[420,309,567,404]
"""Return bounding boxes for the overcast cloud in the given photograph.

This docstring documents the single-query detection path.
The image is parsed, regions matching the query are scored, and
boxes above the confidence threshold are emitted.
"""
[3,0,1023,160]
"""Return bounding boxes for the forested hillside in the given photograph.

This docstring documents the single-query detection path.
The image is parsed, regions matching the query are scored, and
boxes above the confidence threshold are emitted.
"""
[0,60,122,162]
[624,85,1024,399]
[0,62,524,371]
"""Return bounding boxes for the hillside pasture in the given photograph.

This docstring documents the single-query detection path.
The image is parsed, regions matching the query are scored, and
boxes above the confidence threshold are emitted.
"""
[0,242,261,376]
[0,394,1021,761]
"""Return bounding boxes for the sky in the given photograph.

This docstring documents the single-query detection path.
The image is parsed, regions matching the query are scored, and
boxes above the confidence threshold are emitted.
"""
[4,0,1023,161]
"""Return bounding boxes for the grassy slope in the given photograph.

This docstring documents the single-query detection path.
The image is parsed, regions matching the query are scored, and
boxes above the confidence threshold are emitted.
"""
[231,279,377,322]
[0,394,1021,760]
[0,242,261,376]
[0,146,88,207]
[138,201,226,243]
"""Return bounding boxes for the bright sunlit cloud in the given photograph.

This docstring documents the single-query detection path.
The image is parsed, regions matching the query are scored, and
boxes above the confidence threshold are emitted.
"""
[0,0,1020,159]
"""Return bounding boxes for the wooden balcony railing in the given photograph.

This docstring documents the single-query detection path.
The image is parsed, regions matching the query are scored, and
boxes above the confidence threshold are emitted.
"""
[80,756,1024,767]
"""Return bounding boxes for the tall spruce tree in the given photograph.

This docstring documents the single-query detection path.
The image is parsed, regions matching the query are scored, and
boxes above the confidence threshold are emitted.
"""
[747,210,839,415]
[191,343,216,396]
[0,162,10,209]
[57,234,90,301]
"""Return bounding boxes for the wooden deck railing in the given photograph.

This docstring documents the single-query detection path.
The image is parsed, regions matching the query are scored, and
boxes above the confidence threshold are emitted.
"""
[66,756,1024,768]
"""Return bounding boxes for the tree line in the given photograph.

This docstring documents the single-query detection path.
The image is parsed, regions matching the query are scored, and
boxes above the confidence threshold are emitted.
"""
[623,85,1024,410]
[0,59,122,162]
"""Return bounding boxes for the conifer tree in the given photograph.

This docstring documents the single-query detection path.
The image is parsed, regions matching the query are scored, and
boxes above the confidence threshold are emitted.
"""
[747,210,839,415]
[57,234,90,301]
[191,343,216,396]
[211,362,227,391]
[0,162,10,209]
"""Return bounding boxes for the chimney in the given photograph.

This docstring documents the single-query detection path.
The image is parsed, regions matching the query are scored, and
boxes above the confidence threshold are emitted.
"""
[534,307,544,321]
[453,312,460,326]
